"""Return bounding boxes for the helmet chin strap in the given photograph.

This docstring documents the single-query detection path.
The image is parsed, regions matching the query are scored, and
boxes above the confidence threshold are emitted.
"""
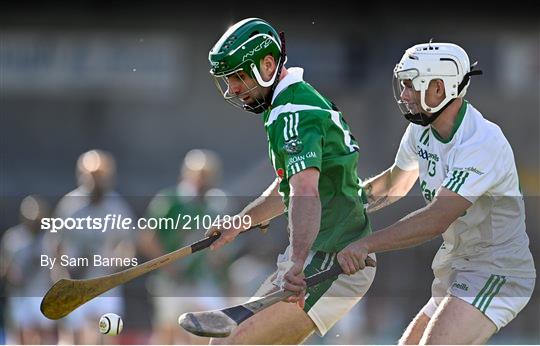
[403,100,452,126]
[403,68,483,126]
[244,32,287,114]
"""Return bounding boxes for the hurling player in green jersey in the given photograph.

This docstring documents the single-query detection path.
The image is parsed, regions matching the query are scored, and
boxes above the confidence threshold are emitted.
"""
[203,18,375,344]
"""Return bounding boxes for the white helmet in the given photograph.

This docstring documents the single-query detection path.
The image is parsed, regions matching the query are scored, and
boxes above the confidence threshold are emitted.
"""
[393,42,482,125]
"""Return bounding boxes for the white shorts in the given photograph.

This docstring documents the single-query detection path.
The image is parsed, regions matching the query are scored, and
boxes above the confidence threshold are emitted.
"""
[421,269,535,331]
[254,245,376,336]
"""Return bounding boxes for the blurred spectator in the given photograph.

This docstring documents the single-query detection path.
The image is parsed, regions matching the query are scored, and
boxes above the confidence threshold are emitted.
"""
[137,149,231,344]
[50,149,136,344]
[1,195,56,344]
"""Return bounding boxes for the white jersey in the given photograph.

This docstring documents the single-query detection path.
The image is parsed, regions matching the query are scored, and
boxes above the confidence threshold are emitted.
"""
[395,100,535,278]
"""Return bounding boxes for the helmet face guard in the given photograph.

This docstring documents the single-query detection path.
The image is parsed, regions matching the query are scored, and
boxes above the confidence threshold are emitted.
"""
[208,18,286,114]
[392,68,421,115]
[392,67,440,126]
[212,69,269,113]
[392,42,481,126]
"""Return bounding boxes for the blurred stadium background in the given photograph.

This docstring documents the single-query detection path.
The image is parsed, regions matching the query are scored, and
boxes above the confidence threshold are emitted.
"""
[1,2,538,344]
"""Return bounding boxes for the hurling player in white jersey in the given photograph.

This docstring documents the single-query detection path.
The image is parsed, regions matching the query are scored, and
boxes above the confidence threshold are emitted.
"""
[336,42,536,344]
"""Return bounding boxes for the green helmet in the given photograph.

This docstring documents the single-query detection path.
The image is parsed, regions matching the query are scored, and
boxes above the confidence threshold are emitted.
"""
[209,18,285,113]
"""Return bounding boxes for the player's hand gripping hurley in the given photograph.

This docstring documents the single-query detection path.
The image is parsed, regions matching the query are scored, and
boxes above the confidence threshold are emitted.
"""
[178,256,376,338]
[40,223,267,320]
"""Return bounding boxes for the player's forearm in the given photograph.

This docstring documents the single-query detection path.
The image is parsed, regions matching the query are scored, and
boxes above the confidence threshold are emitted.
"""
[238,178,285,228]
[364,166,417,213]
[363,203,450,253]
[288,194,321,265]
[363,168,401,213]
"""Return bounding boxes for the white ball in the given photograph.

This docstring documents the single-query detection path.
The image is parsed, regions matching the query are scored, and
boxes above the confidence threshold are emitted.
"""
[99,313,123,336]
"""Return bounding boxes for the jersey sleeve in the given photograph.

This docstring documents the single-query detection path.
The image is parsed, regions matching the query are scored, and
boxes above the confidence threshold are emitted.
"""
[441,142,505,203]
[278,112,325,178]
[394,124,419,171]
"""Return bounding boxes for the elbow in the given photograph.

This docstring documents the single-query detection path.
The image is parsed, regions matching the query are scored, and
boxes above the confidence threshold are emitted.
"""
[291,183,319,197]
[289,168,320,197]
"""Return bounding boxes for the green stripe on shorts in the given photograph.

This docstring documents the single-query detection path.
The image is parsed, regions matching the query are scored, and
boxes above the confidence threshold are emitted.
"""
[473,275,507,314]
[472,274,495,307]
[303,251,339,313]
[476,276,500,311]
[481,276,506,313]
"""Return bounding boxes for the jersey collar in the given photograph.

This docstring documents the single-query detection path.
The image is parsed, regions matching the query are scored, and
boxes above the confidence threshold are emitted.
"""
[431,100,468,144]
[271,67,304,104]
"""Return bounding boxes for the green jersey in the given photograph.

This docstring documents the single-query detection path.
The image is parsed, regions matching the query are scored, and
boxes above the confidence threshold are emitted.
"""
[263,67,371,252]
